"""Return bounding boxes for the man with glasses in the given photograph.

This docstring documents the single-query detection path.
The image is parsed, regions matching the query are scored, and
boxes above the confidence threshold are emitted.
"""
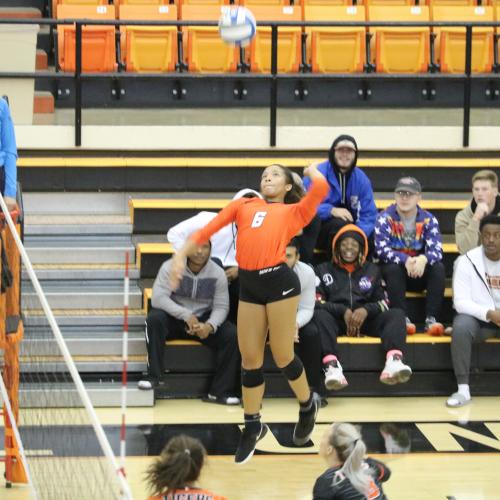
[302,135,377,261]
[374,177,445,336]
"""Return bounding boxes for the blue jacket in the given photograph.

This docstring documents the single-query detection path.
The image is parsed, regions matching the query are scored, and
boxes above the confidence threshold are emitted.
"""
[374,203,443,265]
[0,98,17,198]
[303,160,377,237]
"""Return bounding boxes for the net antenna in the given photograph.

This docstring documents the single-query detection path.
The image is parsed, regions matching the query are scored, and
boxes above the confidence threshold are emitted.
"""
[0,191,133,499]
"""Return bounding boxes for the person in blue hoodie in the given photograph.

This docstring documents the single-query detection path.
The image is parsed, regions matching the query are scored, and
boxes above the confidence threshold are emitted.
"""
[0,97,18,211]
[302,135,377,260]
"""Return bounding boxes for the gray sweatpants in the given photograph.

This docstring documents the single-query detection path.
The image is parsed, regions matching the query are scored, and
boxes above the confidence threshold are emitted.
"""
[452,313,500,384]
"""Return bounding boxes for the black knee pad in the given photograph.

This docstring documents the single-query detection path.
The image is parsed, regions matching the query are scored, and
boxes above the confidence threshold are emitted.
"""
[241,367,264,388]
[281,355,304,381]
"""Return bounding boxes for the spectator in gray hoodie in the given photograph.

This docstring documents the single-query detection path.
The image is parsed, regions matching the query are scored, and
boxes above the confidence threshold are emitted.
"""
[138,241,240,405]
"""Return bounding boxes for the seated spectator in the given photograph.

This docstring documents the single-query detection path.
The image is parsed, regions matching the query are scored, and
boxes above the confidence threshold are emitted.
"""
[456,170,500,255]
[302,135,377,260]
[145,434,227,500]
[167,188,262,323]
[375,176,445,336]
[285,238,323,399]
[447,214,500,408]
[314,225,412,389]
[0,96,18,211]
[139,241,240,405]
[313,422,391,500]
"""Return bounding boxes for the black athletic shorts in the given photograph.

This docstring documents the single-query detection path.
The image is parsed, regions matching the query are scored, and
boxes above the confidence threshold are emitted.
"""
[239,263,301,305]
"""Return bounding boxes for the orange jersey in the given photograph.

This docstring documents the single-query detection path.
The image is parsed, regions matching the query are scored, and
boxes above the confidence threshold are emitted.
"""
[148,488,227,500]
[191,176,329,270]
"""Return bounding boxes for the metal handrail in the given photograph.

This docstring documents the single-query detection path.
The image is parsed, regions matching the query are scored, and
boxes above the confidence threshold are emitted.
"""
[0,17,497,147]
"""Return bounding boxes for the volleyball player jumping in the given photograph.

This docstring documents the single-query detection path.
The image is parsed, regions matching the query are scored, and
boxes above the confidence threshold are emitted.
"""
[170,162,329,464]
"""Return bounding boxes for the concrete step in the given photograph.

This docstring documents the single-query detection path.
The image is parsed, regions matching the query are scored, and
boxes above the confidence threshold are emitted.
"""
[28,264,140,281]
[18,354,147,373]
[23,308,145,328]
[25,214,132,236]
[15,382,153,407]
[22,326,146,356]
[25,236,135,265]
[23,280,143,309]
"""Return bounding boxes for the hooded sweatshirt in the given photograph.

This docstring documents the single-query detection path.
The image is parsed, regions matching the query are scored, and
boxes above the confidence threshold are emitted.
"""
[314,225,389,319]
[302,135,377,237]
[167,189,262,267]
[0,97,17,198]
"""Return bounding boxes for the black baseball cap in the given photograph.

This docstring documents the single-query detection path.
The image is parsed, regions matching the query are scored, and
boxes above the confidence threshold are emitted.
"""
[394,177,422,194]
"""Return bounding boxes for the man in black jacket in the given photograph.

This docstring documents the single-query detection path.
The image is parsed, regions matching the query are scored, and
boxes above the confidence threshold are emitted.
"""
[313,224,411,390]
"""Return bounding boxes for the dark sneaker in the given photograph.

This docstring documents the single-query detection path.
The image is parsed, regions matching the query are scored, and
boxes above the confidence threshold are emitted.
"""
[293,392,320,446]
[235,423,269,465]
[202,394,241,406]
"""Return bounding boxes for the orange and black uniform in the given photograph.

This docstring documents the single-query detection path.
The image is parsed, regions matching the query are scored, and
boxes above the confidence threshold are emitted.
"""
[191,176,329,304]
[148,487,227,500]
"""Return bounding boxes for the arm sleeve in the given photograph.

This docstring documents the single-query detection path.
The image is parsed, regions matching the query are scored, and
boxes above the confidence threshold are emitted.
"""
[0,100,17,198]
[151,261,193,321]
[424,215,443,264]
[369,458,392,483]
[191,199,243,246]
[167,212,215,252]
[453,256,491,322]
[374,213,409,264]
[296,266,316,328]
[293,176,330,227]
[315,267,348,318]
[207,271,230,332]
[455,210,480,255]
[363,270,389,319]
[356,176,377,237]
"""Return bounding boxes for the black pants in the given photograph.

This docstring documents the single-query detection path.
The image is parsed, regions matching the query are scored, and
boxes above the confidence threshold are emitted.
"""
[294,321,322,392]
[381,261,445,319]
[314,307,407,358]
[145,308,240,397]
[300,215,374,262]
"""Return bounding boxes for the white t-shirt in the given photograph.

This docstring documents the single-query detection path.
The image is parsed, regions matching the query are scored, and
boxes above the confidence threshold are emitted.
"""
[484,256,500,309]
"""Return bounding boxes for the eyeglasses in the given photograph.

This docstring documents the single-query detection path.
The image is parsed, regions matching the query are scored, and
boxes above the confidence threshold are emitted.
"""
[395,190,417,198]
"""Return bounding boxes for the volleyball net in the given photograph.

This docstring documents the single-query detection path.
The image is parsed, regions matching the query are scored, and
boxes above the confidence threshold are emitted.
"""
[0,193,132,500]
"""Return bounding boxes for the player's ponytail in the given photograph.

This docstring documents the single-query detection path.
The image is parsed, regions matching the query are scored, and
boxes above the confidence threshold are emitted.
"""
[271,164,305,204]
[329,422,372,496]
[145,434,205,496]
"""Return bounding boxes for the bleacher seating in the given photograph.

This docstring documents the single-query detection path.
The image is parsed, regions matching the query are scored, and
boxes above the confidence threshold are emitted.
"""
[119,4,178,72]
[249,5,302,73]
[305,6,366,73]
[432,5,494,73]
[368,5,430,73]
[56,4,116,72]
[181,5,238,72]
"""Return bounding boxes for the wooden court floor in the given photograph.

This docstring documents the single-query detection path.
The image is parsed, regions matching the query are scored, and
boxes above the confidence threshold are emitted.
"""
[2,396,500,499]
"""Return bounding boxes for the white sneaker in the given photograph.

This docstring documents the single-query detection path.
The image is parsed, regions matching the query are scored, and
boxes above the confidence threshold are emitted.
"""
[137,379,153,390]
[380,355,412,385]
[324,361,348,391]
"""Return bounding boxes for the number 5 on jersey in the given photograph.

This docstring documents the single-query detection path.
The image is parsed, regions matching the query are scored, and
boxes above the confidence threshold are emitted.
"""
[251,211,268,228]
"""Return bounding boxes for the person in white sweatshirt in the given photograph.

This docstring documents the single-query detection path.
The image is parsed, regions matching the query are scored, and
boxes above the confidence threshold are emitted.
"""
[448,214,500,407]
[167,188,262,322]
[285,238,323,399]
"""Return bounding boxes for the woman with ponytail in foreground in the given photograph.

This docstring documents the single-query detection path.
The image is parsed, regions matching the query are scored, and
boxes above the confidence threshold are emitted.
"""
[313,422,391,500]
[146,434,227,500]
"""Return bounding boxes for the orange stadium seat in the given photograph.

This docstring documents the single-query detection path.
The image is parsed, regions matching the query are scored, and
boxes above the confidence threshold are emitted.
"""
[368,5,430,72]
[115,0,170,17]
[302,0,352,6]
[304,5,365,73]
[181,5,239,73]
[56,4,117,72]
[432,6,494,73]
[249,5,302,73]
[119,5,178,72]
[241,0,290,6]
[429,0,476,6]
[365,0,415,6]
[52,0,107,18]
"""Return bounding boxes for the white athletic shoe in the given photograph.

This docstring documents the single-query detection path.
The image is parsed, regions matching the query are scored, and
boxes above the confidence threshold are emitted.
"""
[380,355,412,385]
[137,379,154,390]
[324,361,348,391]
